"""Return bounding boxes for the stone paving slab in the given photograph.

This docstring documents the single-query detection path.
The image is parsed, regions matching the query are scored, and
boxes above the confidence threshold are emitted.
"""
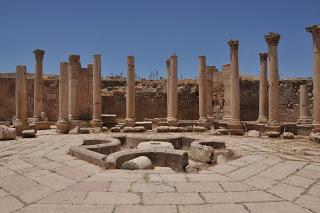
[1,133,320,212]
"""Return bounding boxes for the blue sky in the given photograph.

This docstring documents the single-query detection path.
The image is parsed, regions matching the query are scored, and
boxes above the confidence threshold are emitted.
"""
[0,0,319,79]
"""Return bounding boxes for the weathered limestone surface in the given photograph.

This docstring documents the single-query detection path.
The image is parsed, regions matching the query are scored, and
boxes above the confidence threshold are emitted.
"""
[91,55,103,127]
[33,49,45,120]
[306,25,320,131]
[13,66,29,133]
[56,62,70,133]
[298,84,312,124]
[265,32,281,125]
[0,74,314,123]
[167,54,178,125]
[206,66,214,117]
[125,56,135,127]
[198,56,207,125]
[222,64,231,121]
[257,53,268,123]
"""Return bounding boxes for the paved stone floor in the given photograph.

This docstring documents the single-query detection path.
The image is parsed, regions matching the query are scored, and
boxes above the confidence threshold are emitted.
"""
[1,130,320,212]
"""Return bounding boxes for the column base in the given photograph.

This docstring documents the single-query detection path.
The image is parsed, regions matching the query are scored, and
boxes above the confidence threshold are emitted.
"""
[297,116,312,125]
[34,121,50,130]
[90,118,103,128]
[266,120,282,132]
[125,118,135,127]
[198,118,208,128]
[13,120,30,136]
[312,122,320,133]
[227,120,244,135]
[297,123,313,136]
[256,116,268,124]
[167,117,178,126]
[56,120,71,134]
[223,115,231,122]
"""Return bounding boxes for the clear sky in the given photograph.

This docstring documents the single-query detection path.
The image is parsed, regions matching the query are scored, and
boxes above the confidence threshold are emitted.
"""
[0,0,319,79]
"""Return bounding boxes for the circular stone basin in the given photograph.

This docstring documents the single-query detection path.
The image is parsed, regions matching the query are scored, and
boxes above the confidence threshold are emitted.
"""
[81,137,121,155]
[137,141,174,150]
[126,133,182,149]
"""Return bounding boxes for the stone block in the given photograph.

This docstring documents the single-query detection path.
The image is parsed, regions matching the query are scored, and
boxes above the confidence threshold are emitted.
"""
[22,129,36,138]
[0,125,16,140]
[246,130,261,138]
[193,126,206,132]
[282,132,294,139]
[110,127,121,132]
[266,131,281,138]
[156,126,169,132]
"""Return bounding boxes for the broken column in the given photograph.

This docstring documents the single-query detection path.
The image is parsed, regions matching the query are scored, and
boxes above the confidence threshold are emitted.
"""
[13,65,29,134]
[206,66,214,117]
[68,55,81,122]
[125,56,136,127]
[91,54,103,127]
[257,52,268,123]
[297,84,312,124]
[222,64,231,121]
[56,62,70,133]
[227,39,243,134]
[198,56,207,127]
[167,54,178,125]
[265,32,281,129]
[306,25,320,131]
[33,49,50,129]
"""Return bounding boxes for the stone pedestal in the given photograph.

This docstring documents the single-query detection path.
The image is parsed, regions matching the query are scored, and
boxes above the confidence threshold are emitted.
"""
[306,25,320,132]
[227,39,243,135]
[125,56,136,127]
[265,32,281,129]
[257,53,268,123]
[56,62,70,133]
[198,56,207,127]
[14,66,29,134]
[91,54,103,127]
[167,54,178,126]
[206,66,214,117]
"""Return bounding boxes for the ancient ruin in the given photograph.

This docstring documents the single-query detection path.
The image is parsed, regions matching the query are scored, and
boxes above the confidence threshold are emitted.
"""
[1,24,320,213]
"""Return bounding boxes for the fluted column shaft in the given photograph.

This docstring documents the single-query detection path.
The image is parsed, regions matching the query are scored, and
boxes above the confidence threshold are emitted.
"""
[198,56,207,121]
[126,56,135,125]
[306,25,320,129]
[33,49,45,119]
[167,54,178,123]
[228,40,241,124]
[257,53,268,123]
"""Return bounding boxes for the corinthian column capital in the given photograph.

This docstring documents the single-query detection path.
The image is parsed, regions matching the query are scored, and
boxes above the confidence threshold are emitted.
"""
[306,24,320,39]
[265,32,281,46]
[227,39,239,50]
[33,49,45,62]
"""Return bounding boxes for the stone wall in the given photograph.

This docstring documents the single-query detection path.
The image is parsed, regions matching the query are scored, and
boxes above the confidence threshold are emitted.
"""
[0,73,313,123]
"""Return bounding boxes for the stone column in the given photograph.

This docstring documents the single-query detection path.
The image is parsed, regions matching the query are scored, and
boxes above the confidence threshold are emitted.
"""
[222,64,231,121]
[228,39,243,134]
[56,62,70,133]
[206,66,214,117]
[265,32,281,126]
[91,55,103,127]
[257,53,268,123]
[306,25,320,131]
[166,58,170,120]
[68,55,81,121]
[14,65,29,133]
[167,54,178,125]
[297,84,312,124]
[125,56,136,127]
[33,49,45,121]
[198,56,207,126]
